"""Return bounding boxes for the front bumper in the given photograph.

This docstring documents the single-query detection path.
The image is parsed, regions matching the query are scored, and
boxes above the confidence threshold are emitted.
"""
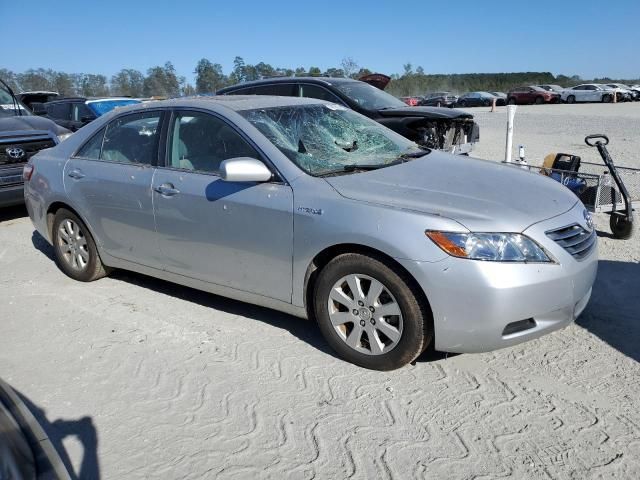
[0,183,24,207]
[397,204,598,353]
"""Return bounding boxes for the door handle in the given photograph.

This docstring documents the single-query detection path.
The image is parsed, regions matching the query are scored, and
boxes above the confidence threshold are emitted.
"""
[68,169,85,179]
[154,183,180,196]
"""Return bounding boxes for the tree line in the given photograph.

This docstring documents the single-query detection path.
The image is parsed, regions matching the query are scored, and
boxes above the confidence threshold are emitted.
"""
[2,57,638,99]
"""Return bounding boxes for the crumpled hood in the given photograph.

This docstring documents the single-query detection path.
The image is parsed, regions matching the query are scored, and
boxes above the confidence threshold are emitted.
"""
[324,151,579,232]
[378,106,473,120]
[0,115,67,138]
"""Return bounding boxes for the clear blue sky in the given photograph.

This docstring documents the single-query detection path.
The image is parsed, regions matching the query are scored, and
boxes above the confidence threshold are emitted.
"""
[3,0,639,81]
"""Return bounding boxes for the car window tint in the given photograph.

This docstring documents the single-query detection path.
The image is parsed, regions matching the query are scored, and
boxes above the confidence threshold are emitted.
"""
[169,112,259,173]
[72,103,94,122]
[46,102,71,119]
[300,84,342,104]
[75,127,106,159]
[101,111,161,164]
[252,84,297,96]
[225,86,255,95]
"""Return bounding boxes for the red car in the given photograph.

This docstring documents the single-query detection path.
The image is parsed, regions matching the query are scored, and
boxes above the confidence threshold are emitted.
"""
[400,96,420,106]
[507,86,560,105]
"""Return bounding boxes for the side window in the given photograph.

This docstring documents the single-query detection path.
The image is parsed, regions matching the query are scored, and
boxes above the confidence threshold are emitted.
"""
[251,84,297,96]
[101,111,162,164]
[46,102,71,120]
[169,111,260,174]
[225,87,255,95]
[72,103,94,122]
[300,84,343,104]
[75,127,106,159]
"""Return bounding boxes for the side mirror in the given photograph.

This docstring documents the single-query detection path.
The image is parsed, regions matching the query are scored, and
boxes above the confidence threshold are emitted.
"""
[31,103,47,116]
[219,157,272,182]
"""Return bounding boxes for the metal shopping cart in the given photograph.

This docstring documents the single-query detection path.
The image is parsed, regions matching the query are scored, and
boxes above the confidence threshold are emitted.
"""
[512,135,637,239]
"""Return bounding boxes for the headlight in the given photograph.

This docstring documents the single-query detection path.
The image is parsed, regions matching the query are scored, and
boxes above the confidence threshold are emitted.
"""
[426,231,551,263]
[57,132,73,142]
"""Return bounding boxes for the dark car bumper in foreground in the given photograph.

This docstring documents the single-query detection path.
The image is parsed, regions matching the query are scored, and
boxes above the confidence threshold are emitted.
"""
[0,182,24,207]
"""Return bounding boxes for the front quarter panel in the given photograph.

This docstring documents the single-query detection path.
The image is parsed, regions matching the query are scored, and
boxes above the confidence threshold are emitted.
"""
[290,174,462,307]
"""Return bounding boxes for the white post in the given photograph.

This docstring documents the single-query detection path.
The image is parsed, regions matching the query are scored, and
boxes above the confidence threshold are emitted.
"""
[505,105,517,162]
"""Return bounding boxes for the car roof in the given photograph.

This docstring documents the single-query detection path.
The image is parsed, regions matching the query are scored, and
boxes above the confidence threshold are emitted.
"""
[121,95,330,113]
[218,76,359,92]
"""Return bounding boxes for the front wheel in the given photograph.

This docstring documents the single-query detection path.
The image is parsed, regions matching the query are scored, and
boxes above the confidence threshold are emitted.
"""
[535,96,544,105]
[610,213,633,239]
[52,208,110,282]
[567,95,576,104]
[314,253,432,370]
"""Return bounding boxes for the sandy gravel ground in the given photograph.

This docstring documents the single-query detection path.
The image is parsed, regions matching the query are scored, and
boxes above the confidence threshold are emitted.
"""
[1,104,639,479]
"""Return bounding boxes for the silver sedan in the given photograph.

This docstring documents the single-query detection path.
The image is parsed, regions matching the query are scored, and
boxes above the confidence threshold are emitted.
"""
[24,96,598,370]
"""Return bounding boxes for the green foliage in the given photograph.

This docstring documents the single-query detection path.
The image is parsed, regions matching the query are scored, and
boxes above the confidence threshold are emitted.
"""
[3,59,639,99]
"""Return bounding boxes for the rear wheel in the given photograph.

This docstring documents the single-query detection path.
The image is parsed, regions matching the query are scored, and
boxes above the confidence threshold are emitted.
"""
[52,209,110,282]
[602,94,613,103]
[567,95,576,104]
[314,253,432,370]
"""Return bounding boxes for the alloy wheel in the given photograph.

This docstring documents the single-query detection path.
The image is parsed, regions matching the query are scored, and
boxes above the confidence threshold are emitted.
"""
[327,274,403,355]
[57,219,89,271]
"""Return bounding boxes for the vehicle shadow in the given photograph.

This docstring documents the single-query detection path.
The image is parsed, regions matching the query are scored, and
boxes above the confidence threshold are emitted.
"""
[111,268,341,360]
[576,259,640,362]
[0,204,27,222]
[14,387,100,480]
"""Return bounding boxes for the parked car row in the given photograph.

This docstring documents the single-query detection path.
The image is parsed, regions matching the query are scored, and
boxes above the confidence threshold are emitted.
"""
[402,83,640,108]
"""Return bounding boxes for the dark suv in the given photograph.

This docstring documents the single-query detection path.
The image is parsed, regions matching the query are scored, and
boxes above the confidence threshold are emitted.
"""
[0,79,70,207]
[507,86,560,105]
[217,77,479,154]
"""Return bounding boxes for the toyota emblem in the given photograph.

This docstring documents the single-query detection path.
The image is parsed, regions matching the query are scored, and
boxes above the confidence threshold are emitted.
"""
[583,209,594,232]
[6,147,25,160]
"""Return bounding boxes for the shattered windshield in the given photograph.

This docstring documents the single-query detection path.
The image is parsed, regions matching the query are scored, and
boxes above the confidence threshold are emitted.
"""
[240,103,426,176]
[333,82,406,110]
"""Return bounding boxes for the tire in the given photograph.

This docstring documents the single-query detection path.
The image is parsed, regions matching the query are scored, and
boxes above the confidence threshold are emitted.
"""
[567,95,576,104]
[508,97,517,105]
[602,94,613,103]
[610,213,633,240]
[52,208,110,282]
[313,253,432,370]
[458,100,467,107]
[483,99,491,107]
[535,96,544,105]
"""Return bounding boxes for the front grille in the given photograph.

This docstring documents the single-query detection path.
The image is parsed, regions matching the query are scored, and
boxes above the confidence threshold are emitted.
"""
[546,224,596,260]
[0,138,56,166]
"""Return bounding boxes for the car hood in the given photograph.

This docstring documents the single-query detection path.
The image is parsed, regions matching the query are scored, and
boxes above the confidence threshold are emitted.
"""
[324,151,579,232]
[378,106,473,120]
[0,115,68,138]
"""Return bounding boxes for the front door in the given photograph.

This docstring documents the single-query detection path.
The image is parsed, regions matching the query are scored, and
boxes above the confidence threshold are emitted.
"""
[63,110,164,268]
[152,110,294,303]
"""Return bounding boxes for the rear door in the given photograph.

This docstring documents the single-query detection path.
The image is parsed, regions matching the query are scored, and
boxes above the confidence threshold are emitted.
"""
[63,110,164,267]
[152,109,294,302]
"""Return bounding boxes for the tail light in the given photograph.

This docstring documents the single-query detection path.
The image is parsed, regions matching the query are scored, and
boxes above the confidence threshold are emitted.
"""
[23,164,34,181]
[408,98,418,106]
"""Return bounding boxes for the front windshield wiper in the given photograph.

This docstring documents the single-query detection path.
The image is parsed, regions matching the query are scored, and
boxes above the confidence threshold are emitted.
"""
[316,160,406,177]
[398,148,430,159]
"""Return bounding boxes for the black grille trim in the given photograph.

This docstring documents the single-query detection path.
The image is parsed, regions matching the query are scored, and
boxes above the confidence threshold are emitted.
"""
[0,138,56,166]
